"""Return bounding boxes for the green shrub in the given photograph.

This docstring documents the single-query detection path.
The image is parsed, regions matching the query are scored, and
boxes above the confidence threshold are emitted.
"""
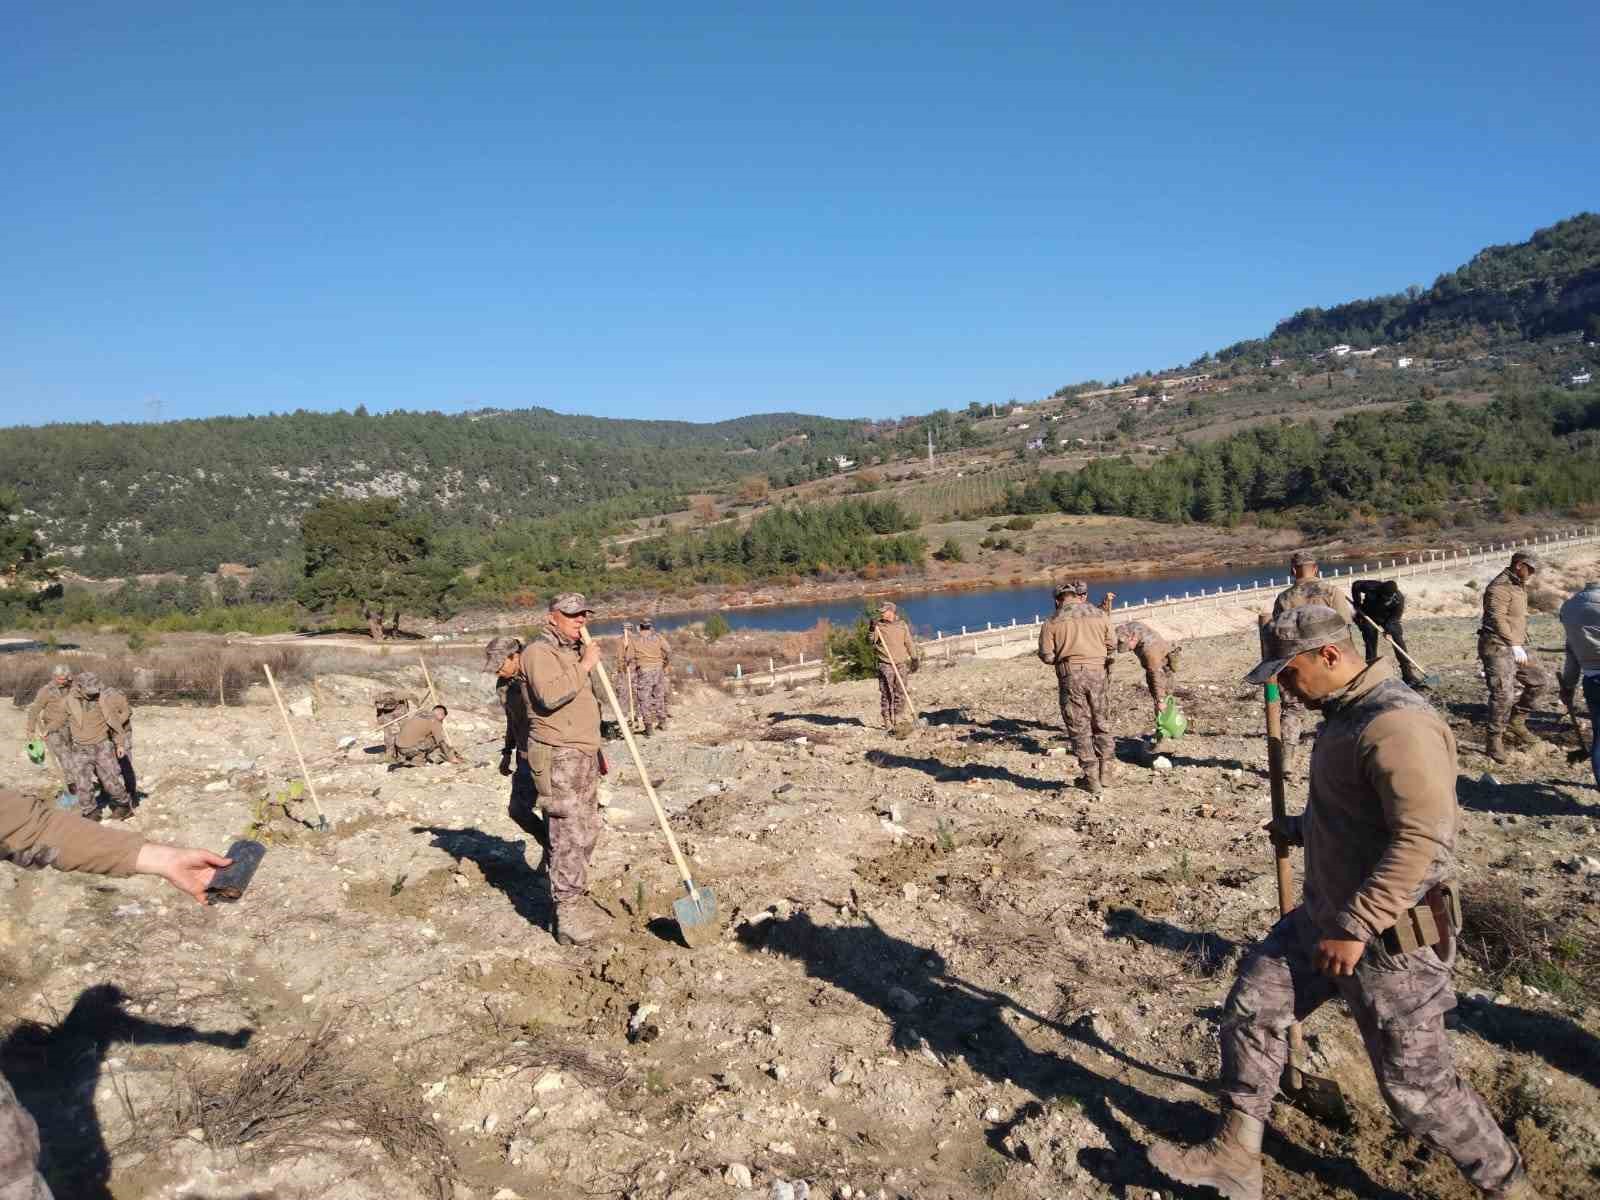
[934,538,965,563]
[704,613,731,642]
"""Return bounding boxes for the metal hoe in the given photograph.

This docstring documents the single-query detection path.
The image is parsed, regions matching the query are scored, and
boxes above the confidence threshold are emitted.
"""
[1353,610,1441,688]
[580,628,718,943]
[1262,675,1350,1126]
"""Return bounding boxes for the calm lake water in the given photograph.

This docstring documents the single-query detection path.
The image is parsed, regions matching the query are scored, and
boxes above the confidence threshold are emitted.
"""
[593,558,1375,639]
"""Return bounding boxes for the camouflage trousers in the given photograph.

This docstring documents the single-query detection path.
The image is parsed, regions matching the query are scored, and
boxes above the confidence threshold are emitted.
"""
[0,1070,51,1200]
[634,667,669,726]
[42,731,77,793]
[529,744,602,904]
[1142,653,1179,715]
[1481,650,1551,734]
[877,664,911,726]
[71,740,128,818]
[1058,665,1113,772]
[1221,907,1523,1195]
[394,739,450,766]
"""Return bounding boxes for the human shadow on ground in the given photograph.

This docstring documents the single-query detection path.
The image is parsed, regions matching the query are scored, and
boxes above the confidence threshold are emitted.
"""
[1454,775,1595,818]
[1103,908,1241,979]
[411,824,550,931]
[0,984,251,1200]
[863,749,1061,793]
[740,911,1406,1199]
[767,710,867,729]
[1455,998,1600,1092]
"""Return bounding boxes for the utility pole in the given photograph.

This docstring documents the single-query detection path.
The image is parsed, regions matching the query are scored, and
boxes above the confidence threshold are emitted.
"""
[927,428,934,466]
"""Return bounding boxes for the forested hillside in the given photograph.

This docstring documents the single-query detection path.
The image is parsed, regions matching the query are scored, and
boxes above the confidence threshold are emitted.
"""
[1216,212,1600,360]
[0,407,872,575]
[1004,385,1600,532]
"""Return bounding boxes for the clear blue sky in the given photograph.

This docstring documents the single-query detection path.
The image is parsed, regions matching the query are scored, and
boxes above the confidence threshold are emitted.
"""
[3,2,1596,427]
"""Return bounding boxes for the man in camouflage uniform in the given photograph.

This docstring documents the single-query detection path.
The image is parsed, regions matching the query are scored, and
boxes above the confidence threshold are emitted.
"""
[520,593,609,946]
[373,690,413,762]
[1148,606,1542,1200]
[1038,580,1117,792]
[1479,550,1551,764]
[1269,551,1355,774]
[623,617,672,734]
[1113,619,1181,723]
[484,635,536,838]
[99,679,137,801]
[25,664,77,796]
[1,786,236,1200]
[869,601,920,728]
[63,672,133,821]
[391,704,466,766]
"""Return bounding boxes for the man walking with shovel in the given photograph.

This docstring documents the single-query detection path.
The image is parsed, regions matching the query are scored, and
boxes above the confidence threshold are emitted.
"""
[1147,605,1542,1200]
[1038,580,1117,793]
[520,593,610,947]
[870,601,919,730]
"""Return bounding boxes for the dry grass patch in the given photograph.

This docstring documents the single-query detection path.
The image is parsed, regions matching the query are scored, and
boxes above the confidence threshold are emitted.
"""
[1459,879,1600,1003]
[168,1021,456,1196]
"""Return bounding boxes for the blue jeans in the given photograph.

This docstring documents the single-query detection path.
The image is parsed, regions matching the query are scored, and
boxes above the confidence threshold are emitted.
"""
[1583,675,1600,788]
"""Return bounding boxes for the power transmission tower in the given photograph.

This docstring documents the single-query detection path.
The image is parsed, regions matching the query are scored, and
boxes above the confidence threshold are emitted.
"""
[145,396,164,423]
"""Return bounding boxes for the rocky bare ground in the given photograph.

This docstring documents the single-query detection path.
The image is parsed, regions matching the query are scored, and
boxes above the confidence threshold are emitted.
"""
[3,596,1599,1199]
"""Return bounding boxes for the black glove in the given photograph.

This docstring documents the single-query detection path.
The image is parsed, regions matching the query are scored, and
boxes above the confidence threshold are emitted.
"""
[601,720,623,741]
[1261,814,1304,848]
[498,747,514,776]
[908,659,920,674]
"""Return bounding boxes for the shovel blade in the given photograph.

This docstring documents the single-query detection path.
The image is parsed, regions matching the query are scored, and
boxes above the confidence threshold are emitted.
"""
[673,885,719,944]
[1285,1066,1351,1128]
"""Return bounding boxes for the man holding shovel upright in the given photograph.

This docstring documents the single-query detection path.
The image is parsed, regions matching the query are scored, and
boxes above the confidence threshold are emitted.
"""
[520,593,609,947]
[870,601,920,730]
[1038,580,1117,793]
[1148,606,1541,1200]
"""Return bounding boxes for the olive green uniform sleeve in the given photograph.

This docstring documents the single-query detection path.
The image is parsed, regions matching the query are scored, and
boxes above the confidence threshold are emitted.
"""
[0,788,143,876]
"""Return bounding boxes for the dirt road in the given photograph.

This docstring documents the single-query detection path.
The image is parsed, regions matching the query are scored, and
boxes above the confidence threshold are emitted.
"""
[3,598,1597,1198]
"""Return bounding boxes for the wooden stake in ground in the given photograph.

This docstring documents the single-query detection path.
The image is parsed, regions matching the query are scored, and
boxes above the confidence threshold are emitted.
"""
[418,654,438,707]
[261,664,330,832]
[1262,665,1348,1125]
[873,627,916,728]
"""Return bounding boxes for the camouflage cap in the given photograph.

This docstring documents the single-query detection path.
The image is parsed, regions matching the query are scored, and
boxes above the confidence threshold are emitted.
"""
[1289,550,1317,569]
[639,616,654,628]
[482,635,522,671]
[549,592,594,616]
[1245,604,1349,684]
[877,600,896,615]
[1510,550,1541,572]
[50,663,71,679]
[73,671,102,694]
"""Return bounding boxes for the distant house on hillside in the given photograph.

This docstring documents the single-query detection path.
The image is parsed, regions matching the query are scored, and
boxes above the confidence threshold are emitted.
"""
[1268,356,1286,368]
[1026,438,1045,450]
[830,455,856,470]
[1574,372,1594,386]
[1330,344,1352,357]
[1350,348,1379,359]
[1397,356,1414,369]
[1010,405,1028,416]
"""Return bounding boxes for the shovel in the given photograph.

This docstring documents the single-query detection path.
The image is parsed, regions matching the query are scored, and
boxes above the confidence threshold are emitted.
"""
[873,628,916,731]
[580,628,718,943]
[1264,677,1351,1127]
[1354,611,1440,689]
[261,664,331,832]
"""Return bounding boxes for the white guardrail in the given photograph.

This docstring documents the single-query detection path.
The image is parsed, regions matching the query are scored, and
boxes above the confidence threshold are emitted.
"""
[725,524,1600,689]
